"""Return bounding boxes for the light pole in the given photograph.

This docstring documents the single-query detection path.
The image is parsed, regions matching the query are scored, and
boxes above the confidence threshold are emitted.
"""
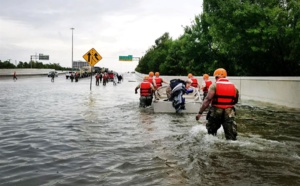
[71,27,74,71]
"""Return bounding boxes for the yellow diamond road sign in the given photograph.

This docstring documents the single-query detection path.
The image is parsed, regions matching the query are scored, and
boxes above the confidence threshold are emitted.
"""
[83,48,102,66]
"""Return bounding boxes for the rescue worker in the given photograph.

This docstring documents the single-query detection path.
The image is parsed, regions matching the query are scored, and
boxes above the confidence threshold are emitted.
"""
[135,76,156,108]
[201,74,212,100]
[153,72,168,89]
[188,73,200,91]
[196,68,239,140]
[148,71,154,85]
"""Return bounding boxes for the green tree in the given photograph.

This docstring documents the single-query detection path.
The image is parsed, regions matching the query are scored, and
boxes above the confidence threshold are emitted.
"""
[0,60,16,68]
[136,32,173,74]
[202,0,300,75]
[136,0,300,76]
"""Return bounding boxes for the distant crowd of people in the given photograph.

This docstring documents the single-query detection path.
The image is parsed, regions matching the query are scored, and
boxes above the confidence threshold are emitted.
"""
[95,72,123,86]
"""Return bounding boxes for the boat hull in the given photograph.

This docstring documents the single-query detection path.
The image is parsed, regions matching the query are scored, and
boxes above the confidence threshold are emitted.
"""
[153,99,201,113]
[153,85,202,113]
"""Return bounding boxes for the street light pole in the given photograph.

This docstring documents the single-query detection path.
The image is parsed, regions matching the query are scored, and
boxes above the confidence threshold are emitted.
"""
[71,27,74,71]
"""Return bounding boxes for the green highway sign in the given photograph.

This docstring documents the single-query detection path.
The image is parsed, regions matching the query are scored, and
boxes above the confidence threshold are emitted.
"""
[119,55,133,61]
[39,54,49,60]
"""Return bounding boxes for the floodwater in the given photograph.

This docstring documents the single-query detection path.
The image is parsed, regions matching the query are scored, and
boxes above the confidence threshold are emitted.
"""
[0,74,299,186]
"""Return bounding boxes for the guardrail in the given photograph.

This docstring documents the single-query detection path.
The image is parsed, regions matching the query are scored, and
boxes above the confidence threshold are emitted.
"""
[0,69,64,76]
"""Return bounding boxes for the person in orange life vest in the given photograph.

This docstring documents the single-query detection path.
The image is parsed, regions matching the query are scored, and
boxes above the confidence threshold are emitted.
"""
[188,73,200,91]
[196,68,239,140]
[153,72,169,89]
[201,74,212,100]
[135,76,156,108]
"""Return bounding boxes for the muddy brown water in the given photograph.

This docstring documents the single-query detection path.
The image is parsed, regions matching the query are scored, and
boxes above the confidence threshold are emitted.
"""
[0,74,299,186]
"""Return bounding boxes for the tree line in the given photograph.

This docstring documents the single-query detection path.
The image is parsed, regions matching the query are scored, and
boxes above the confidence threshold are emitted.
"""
[136,0,300,76]
[0,60,70,71]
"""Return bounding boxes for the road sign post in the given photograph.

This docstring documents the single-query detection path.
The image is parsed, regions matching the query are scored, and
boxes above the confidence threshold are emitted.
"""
[83,48,102,91]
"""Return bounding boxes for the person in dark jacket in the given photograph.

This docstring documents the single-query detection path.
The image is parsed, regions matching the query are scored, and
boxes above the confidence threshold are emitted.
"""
[168,79,192,113]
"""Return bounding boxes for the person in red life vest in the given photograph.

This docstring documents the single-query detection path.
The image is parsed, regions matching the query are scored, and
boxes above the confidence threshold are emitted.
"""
[102,72,108,86]
[148,71,155,98]
[95,73,100,86]
[75,72,79,82]
[13,71,17,81]
[201,74,212,100]
[196,68,239,140]
[135,76,156,108]
[188,73,200,91]
[148,71,154,85]
[153,72,168,89]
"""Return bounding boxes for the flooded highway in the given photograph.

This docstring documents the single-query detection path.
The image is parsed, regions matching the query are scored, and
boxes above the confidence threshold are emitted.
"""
[0,74,299,186]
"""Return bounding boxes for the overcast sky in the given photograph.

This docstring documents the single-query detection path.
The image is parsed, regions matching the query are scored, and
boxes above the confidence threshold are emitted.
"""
[0,0,203,72]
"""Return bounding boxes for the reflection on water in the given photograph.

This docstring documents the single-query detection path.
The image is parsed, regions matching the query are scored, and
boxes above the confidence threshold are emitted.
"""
[0,75,299,185]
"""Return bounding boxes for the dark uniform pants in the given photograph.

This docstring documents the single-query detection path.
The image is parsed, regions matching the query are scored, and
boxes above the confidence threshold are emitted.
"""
[206,107,237,140]
[139,96,153,108]
[203,92,208,101]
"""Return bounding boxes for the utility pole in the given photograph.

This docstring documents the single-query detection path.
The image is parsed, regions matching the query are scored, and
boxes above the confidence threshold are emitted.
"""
[71,28,74,71]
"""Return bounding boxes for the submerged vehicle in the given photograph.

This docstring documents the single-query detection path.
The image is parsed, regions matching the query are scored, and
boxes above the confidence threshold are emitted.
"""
[153,86,202,113]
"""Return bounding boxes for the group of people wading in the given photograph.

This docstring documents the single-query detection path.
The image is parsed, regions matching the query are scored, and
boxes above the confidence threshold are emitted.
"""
[68,72,80,82]
[95,72,123,86]
[135,71,168,108]
[135,68,239,141]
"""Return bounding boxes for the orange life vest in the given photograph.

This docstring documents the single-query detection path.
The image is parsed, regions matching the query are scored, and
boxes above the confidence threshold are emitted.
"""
[154,77,162,88]
[203,80,212,92]
[191,78,198,88]
[212,78,236,109]
[140,82,152,96]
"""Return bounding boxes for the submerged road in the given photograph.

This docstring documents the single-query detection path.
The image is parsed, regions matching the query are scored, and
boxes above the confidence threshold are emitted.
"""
[0,74,299,186]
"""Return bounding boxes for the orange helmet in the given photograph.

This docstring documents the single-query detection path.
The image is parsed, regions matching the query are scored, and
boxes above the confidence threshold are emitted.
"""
[203,74,209,79]
[188,73,193,78]
[149,71,154,77]
[144,76,149,80]
[213,68,227,78]
[155,72,159,77]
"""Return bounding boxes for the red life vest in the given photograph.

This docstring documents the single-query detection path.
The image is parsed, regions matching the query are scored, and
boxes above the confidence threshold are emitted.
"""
[148,77,153,84]
[203,80,212,92]
[140,82,152,96]
[191,78,198,88]
[212,78,237,109]
[154,77,162,88]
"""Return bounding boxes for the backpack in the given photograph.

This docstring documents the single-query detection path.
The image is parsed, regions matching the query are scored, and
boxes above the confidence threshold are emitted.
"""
[170,79,186,90]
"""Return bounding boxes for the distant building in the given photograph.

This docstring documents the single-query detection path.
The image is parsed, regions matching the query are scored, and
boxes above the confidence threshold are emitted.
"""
[72,60,88,70]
